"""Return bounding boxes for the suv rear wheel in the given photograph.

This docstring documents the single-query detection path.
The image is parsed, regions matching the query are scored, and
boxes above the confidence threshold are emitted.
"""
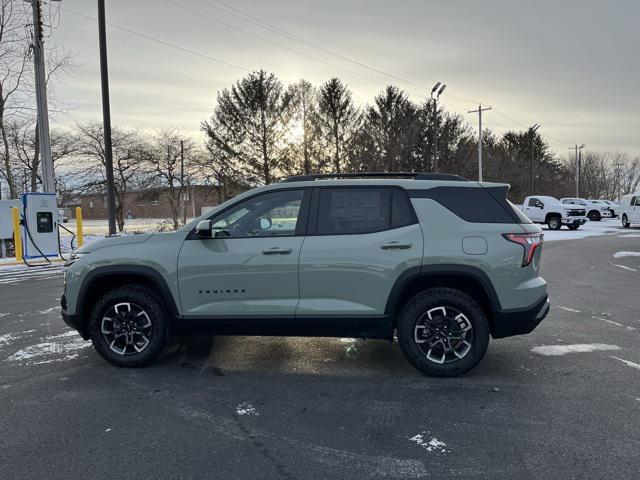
[396,288,490,377]
[88,285,170,367]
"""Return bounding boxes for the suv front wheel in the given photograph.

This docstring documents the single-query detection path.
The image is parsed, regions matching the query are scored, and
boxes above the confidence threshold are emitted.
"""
[88,285,170,367]
[396,288,490,377]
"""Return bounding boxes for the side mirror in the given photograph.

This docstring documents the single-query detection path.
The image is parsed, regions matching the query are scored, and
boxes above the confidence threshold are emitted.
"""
[195,219,212,238]
[258,217,272,230]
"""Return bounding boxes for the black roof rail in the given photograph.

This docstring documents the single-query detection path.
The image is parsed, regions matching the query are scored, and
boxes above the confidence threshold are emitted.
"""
[280,172,468,183]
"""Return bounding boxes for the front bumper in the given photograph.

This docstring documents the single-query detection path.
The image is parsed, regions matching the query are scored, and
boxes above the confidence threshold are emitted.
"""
[60,294,88,339]
[491,295,550,339]
[562,217,587,225]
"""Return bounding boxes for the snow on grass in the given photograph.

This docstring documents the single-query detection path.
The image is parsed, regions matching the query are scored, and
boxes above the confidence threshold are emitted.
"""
[236,402,259,416]
[6,330,91,364]
[610,356,640,370]
[613,251,640,258]
[531,344,621,356]
[408,433,448,453]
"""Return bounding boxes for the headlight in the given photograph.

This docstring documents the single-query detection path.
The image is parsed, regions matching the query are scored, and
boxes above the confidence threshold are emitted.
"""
[65,251,88,267]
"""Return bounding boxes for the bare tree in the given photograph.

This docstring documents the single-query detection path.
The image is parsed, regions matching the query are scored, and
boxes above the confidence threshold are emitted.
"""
[0,0,30,198]
[145,128,195,230]
[65,121,150,231]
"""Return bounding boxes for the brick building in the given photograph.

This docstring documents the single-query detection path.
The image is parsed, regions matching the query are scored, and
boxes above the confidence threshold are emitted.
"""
[77,185,242,220]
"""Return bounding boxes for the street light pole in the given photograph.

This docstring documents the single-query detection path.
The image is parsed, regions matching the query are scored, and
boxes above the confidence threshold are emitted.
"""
[97,0,117,235]
[431,82,446,173]
[529,124,540,196]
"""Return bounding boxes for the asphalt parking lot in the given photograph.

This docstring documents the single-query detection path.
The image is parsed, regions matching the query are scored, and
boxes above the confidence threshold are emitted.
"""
[1,224,639,479]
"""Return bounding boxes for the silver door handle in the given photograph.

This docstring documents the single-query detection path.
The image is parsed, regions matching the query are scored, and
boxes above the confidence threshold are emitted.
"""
[262,247,292,255]
[381,242,412,250]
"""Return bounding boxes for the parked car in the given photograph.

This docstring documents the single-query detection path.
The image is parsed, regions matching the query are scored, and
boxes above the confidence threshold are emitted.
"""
[598,199,619,218]
[560,197,611,221]
[619,193,640,228]
[61,172,549,377]
[521,196,587,230]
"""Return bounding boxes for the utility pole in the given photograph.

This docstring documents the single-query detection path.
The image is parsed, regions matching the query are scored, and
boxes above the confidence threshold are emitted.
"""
[570,144,586,197]
[468,104,491,181]
[431,82,446,173]
[180,139,187,225]
[26,0,55,193]
[97,0,117,235]
[529,124,540,196]
[613,161,623,200]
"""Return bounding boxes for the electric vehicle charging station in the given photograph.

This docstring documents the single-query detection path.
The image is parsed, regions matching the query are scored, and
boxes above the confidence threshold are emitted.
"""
[21,192,60,260]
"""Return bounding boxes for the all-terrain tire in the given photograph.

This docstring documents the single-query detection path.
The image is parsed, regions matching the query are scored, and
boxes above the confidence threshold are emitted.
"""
[396,288,490,377]
[88,284,170,367]
[567,224,580,230]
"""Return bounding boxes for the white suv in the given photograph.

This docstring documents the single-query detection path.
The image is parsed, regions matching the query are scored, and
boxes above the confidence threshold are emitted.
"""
[560,197,611,221]
[521,196,587,230]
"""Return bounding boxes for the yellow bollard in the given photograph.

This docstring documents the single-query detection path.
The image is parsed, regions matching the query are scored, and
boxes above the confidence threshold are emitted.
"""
[11,207,23,263]
[75,207,84,247]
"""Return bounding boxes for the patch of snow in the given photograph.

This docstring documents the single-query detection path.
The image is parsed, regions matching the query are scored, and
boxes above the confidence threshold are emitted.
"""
[6,330,90,364]
[614,264,637,272]
[542,219,623,242]
[37,306,60,314]
[613,251,640,258]
[618,234,640,238]
[236,402,259,416]
[408,433,448,453]
[592,316,624,327]
[558,306,581,313]
[531,344,620,356]
[610,356,640,370]
[0,329,36,347]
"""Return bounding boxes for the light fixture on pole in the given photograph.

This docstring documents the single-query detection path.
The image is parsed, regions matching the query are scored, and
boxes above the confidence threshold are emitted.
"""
[431,82,446,173]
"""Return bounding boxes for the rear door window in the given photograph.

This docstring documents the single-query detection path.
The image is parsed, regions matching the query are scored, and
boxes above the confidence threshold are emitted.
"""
[317,188,390,235]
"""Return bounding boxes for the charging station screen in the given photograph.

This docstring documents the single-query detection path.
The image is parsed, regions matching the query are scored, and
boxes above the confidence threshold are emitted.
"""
[37,212,54,233]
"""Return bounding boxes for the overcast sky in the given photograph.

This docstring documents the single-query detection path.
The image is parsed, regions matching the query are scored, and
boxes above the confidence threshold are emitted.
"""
[48,0,640,156]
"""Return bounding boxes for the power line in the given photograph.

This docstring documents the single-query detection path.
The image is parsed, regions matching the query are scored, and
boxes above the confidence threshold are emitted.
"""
[161,0,426,97]
[192,0,574,148]
[60,7,251,72]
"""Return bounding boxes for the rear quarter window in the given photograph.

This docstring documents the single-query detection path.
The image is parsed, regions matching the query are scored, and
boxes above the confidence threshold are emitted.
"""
[409,186,527,224]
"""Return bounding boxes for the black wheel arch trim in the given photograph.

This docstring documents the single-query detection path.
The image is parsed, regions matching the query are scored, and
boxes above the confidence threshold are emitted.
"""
[76,265,179,321]
[384,264,502,318]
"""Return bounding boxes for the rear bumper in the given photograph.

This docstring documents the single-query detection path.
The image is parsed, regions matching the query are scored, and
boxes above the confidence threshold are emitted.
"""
[491,295,550,339]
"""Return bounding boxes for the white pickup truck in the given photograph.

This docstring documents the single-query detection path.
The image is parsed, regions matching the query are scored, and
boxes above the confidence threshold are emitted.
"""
[619,193,640,228]
[521,196,587,230]
[560,197,612,221]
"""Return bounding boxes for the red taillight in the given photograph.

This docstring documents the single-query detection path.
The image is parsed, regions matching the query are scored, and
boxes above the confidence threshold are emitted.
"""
[502,232,544,267]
